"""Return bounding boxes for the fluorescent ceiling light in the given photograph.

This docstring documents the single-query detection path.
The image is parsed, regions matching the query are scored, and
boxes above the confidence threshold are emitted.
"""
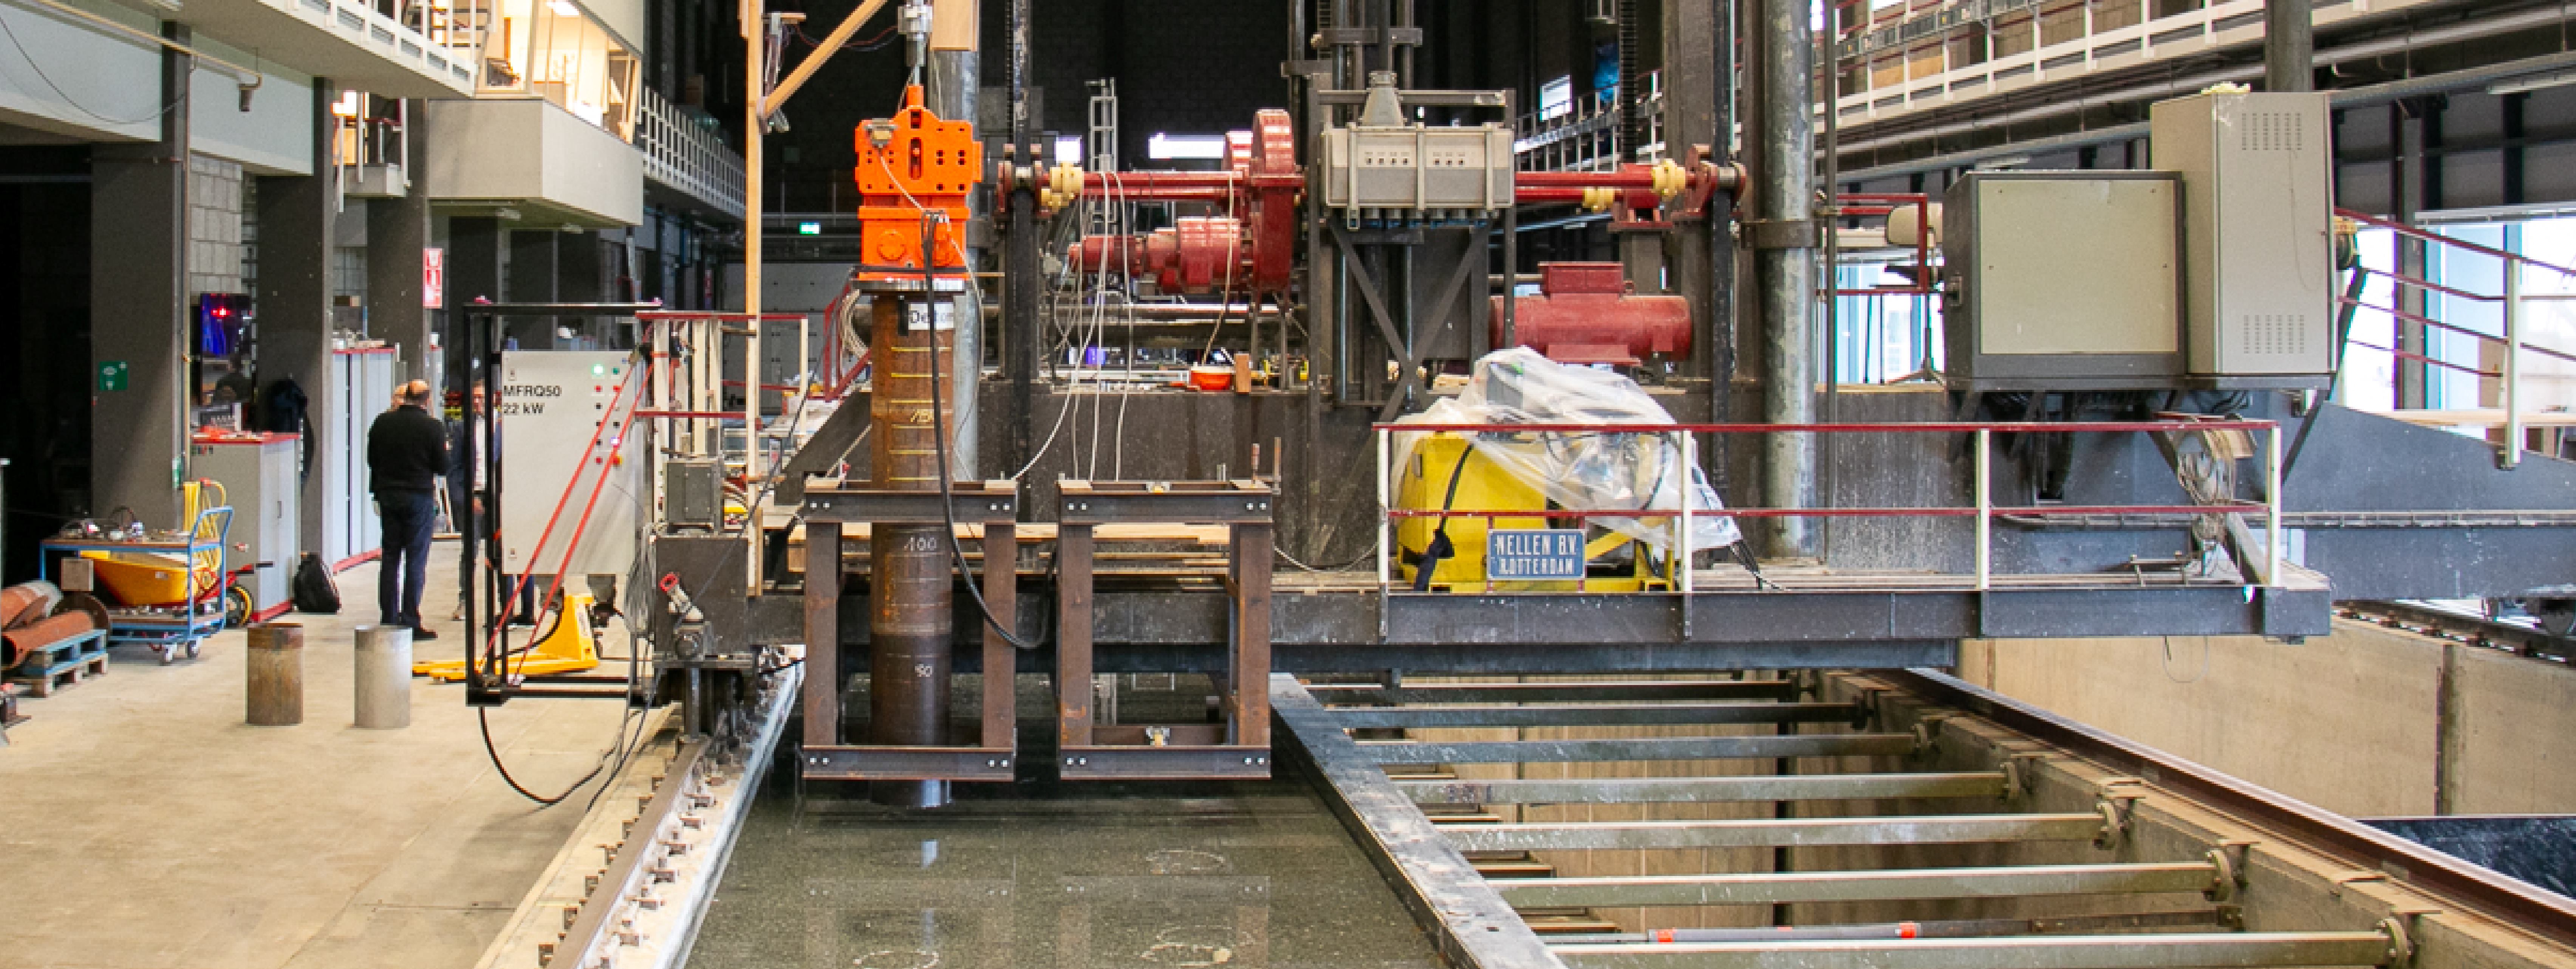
[546,0,579,16]
[1974,154,2033,170]
[2489,69,2576,96]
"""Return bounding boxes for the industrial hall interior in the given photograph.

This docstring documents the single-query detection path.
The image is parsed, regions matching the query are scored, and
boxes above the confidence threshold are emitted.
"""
[14,0,2576,966]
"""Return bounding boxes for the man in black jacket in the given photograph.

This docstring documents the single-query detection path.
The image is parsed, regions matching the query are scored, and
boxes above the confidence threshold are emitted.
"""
[368,380,448,639]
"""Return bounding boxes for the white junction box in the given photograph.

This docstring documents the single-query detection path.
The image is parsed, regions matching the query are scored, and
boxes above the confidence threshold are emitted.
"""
[2151,90,2335,383]
[1320,123,1516,214]
[497,351,645,577]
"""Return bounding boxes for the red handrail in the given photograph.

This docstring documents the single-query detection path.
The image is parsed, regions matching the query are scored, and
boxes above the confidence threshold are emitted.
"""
[2339,208,2576,281]
[1374,420,2276,434]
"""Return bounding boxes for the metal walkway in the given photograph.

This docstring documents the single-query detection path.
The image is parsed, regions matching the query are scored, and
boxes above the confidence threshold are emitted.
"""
[1272,671,2576,969]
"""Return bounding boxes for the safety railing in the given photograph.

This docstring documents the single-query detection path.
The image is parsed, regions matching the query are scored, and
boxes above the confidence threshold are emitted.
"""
[1830,193,1935,297]
[1372,419,2284,595]
[638,87,748,218]
[2334,208,2576,469]
[1514,71,1666,173]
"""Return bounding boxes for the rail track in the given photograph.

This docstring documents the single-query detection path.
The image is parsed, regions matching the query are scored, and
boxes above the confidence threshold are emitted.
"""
[1274,669,2576,969]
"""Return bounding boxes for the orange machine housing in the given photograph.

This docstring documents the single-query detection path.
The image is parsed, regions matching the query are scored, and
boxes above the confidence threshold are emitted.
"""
[853,85,982,288]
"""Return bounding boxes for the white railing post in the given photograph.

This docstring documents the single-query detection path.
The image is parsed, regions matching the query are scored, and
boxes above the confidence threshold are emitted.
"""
[2504,258,2525,470]
[2267,423,2284,588]
[1376,426,1391,593]
[1677,429,1694,597]
[1973,426,1991,592]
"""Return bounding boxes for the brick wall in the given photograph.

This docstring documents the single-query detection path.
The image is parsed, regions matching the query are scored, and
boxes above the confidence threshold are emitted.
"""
[186,155,245,299]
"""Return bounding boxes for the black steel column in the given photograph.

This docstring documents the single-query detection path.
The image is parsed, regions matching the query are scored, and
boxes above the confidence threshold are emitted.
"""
[255,79,340,549]
[506,228,560,348]
[88,21,192,526]
[1004,0,1037,484]
[2264,0,2312,93]
[367,102,432,381]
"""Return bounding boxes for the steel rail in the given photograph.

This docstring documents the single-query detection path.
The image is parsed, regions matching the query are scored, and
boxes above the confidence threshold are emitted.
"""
[1400,772,2008,804]
[1884,668,2576,950]
[1356,734,1919,763]
[1374,420,2277,434]
[1437,813,2109,851]
[1331,702,1867,729]
[1310,680,1802,704]
[1550,930,2404,969]
[1495,861,2223,907]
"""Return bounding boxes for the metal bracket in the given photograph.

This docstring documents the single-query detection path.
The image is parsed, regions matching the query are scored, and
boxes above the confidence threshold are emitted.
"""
[2093,796,2134,850]
[801,481,1020,524]
[2204,848,2241,902]
[1742,217,1816,250]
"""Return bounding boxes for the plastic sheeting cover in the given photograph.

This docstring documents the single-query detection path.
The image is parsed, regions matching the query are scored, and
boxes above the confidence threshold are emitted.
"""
[1397,349,1740,553]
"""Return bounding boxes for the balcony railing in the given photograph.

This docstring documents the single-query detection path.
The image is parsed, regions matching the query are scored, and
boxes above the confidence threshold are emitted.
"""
[638,87,747,219]
[1514,71,1665,174]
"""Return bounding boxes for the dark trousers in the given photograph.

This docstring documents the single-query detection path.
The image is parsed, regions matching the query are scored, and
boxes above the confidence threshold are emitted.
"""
[378,490,437,628]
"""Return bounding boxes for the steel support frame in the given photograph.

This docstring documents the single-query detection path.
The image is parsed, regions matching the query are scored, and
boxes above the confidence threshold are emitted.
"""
[1401,772,2010,805]
[1058,479,1273,780]
[800,485,1018,782]
[1549,930,2403,969]
[1495,861,2223,907]
[1271,674,1566,969]
[1437,813,2112,851]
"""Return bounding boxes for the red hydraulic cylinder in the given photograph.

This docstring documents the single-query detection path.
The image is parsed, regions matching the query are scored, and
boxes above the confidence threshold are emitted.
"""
[1490,263,1693,366]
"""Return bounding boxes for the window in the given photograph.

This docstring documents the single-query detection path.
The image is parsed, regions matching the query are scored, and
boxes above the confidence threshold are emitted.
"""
[477,0,640,142]
[1539,76,1574,121]
[1146,133,1228,161]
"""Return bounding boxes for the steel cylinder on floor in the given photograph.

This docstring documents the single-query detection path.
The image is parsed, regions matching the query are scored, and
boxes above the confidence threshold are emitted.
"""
[246,622,304,726]
[353,625,412,729]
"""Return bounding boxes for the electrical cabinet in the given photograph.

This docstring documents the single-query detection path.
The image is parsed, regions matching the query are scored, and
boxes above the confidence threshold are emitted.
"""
[2151,90,2335,385]
[321,347,397,566]
[188,433,299,614]
[1941,170,2185,391]
[496,350,644,578]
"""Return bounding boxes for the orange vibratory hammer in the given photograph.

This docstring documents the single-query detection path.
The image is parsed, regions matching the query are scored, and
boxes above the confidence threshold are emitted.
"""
[852,84,982,289]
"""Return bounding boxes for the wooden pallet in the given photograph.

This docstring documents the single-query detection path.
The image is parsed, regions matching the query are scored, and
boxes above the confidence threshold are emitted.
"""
[11,632,108,698]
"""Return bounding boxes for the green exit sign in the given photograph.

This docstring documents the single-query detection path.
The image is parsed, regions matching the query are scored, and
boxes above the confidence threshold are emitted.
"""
[97,360,128,391]
[797,221,822,236]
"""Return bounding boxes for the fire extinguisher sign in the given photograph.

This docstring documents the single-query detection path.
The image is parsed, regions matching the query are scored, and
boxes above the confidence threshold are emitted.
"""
[423,248,445,309]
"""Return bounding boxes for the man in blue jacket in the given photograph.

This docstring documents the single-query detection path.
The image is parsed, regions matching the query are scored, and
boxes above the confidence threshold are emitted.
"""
[367,380,447,639]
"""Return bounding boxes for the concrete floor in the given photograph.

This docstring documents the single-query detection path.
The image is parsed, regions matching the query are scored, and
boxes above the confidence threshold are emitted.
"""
[0,543,635,969]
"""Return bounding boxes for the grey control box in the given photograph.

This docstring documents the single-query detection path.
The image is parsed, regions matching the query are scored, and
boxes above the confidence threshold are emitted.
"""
[663,458,723,530]
[2151,90,2335,385]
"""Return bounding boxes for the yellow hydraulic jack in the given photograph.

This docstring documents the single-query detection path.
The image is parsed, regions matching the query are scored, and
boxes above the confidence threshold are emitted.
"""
[411,591,603,681]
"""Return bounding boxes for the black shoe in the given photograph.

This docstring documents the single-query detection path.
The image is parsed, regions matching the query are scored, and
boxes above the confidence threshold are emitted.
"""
[411,626,440,641]
[509,614,536,627]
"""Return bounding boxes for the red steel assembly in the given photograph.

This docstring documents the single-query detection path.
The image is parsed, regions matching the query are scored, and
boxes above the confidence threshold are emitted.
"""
[1491,262,1693,366]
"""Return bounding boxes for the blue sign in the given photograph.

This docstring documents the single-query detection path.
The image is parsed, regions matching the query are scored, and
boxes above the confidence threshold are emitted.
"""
[1487,529,1586,580]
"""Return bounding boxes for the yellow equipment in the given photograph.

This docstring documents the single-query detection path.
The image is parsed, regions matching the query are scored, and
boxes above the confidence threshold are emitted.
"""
[412,591,603,681]
[1395,433,1675,592]
[84,480,230,608]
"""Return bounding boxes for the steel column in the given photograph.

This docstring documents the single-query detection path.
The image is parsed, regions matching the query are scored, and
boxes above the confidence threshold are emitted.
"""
[803,521,842,747]
[1754,0,1816,559]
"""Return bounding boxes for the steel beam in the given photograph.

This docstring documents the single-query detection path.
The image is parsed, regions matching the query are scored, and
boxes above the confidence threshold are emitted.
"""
[1058,745,1274,779]
[1402,773,2008,805]
[1332,702,1866,729]
[1496,862,2222,907]
[1359,735,1917,763]
[798,745,1016,782]
[1439,814,2108,851]
[1270,675,1567,969]
[1549,931,2401,969]
[1310,681,1801,704]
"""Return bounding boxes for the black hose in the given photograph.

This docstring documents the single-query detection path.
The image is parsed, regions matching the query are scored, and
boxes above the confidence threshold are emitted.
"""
[922,212,1038,649]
